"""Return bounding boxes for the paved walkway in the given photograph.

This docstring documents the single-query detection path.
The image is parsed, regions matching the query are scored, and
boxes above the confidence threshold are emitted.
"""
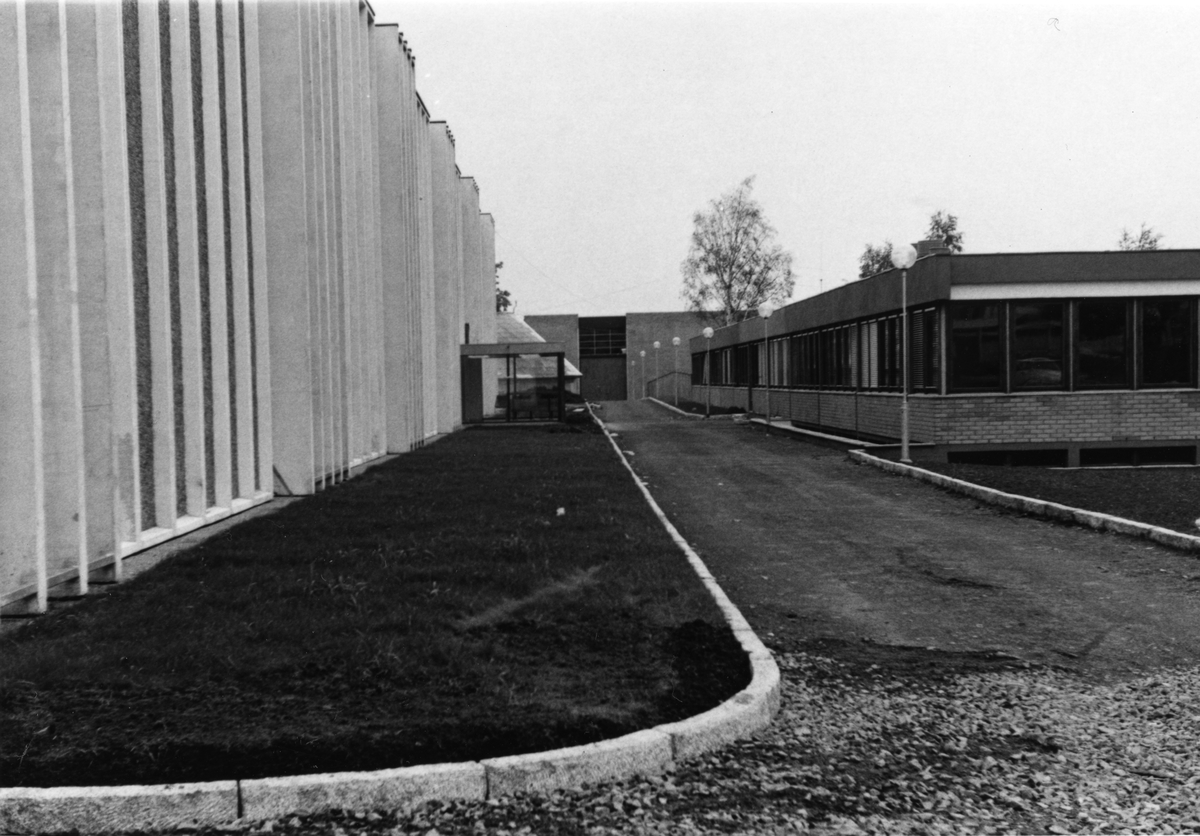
[602,399,1200,679]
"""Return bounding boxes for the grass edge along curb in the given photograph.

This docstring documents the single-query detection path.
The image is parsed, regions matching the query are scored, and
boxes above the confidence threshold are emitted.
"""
[643,396,703,419]
[850,449,1200,554]
[0,421,782,836]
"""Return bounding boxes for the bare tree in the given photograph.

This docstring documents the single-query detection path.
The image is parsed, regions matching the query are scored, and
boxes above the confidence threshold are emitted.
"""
[1118,223,1163,251]
[680,177,795,326]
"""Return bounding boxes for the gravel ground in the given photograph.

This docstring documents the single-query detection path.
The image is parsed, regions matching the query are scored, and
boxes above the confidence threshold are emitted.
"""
[168,643,1200,836]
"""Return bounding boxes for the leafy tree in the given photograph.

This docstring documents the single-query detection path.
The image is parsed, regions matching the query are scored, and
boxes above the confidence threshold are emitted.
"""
[926,210,963,253]
[858,241,894,279]
[494,261,512,312]
[859,210,963,278]
[1118,223,1163,251]
[680,176,795,326]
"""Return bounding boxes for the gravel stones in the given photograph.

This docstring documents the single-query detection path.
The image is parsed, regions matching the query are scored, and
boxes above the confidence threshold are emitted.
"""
[153,646,1200,835]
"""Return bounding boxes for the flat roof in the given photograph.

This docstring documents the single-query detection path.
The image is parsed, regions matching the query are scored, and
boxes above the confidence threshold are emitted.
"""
[692,249,1200,352]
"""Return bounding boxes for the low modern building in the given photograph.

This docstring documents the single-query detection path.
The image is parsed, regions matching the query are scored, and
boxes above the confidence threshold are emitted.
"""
[692,246,1200,466]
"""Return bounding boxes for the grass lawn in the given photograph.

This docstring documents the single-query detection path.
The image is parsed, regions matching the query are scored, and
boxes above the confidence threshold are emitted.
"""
[916,461,1200,536]
[0,423,748,788]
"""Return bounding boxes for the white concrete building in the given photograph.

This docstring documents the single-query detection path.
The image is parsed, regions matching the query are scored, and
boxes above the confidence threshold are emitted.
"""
[0,0,498,614]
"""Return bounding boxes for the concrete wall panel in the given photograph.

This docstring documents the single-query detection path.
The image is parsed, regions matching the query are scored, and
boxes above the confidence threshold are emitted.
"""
[0,0,503,609]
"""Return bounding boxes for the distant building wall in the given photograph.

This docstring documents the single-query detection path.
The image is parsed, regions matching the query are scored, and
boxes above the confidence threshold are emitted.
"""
[523,311,711,403]
[1,0,501,614]
[524,315,580,368]
[624,312,711,402]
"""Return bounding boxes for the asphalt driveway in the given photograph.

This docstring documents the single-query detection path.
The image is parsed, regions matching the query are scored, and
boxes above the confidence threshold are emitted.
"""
[601,399,1200,680]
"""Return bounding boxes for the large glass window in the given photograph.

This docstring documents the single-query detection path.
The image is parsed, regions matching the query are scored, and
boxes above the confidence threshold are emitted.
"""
[866,321,878,388]
[1012,302,1065,390]
[1077,300,1129,388]
[1142,298,1193,387]
[950,303,1002,390]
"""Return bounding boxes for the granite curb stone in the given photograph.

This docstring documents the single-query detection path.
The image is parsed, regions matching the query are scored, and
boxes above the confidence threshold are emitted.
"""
[851,449,1200,553]
[0,410,780,833]
[0,781,238,835]
[239,763,487,821]
[481,729,673,797]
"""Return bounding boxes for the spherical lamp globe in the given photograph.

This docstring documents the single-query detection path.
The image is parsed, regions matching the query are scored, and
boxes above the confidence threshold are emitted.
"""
[891,243,918,270]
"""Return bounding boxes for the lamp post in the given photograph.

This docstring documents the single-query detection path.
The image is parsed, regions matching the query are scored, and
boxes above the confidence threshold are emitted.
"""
[702,326,714,417]
[890,243,918,464]
[672,337,681,406]
[653,341,661,400]
[757,301,775,430]
[639,349,646,399]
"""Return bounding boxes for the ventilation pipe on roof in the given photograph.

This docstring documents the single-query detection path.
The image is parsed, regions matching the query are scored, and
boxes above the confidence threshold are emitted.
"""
[915,239,951,258]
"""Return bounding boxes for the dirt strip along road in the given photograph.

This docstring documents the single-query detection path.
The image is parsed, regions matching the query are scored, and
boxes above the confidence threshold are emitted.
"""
[601,399,1200,680]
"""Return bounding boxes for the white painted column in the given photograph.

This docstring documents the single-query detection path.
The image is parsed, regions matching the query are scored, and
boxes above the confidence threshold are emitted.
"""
[22,0,89,596]
[364,8,386,457]
[66,0,122,582]
[429,122,462,434]
[323,0,346,484]
[220,0,255,504]
[241,0,273,498]
[198,0,232,512]
[345,1,366,465]
[0,1,47,611]
[256,0,314,496]
[165,0,208,520]
[95,0,138,576]
[310,0,333,489]
[375,24,409,453]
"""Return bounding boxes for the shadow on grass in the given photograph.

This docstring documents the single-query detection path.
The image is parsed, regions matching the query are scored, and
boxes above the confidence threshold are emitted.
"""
[0,424,749,787]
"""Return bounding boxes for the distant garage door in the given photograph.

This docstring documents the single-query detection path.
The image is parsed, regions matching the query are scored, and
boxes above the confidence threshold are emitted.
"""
[579,316,628,400]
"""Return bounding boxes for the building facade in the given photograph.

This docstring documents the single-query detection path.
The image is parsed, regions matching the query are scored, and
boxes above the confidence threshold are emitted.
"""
[692,248,1200,466]
[1,0,496,613]
[528,311,712,402]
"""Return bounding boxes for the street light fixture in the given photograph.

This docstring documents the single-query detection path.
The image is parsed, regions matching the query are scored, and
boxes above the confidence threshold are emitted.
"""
[672,337,681,406]
[639,349,646,399]
[757,301,776,430]
[653,341,661,400]
[890,243,918,464]
[702,326,714,417]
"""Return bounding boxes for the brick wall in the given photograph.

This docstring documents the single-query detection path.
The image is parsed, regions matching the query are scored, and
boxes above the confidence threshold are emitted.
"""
[932,390,1200,445]
[696,385,1200,447]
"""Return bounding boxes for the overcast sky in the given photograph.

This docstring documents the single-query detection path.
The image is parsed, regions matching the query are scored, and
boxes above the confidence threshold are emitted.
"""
[369,1,1200,317]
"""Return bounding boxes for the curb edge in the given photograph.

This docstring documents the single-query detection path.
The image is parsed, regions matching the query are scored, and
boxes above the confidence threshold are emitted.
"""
[850,449,1200,553]
[1,409,781,834]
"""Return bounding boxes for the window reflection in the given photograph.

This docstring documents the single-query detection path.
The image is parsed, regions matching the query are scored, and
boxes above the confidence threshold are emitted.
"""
[1077,300,1128,388]
[950,303,1002,390]
[1012,302,1064,390]
[1142,298,1192,387]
